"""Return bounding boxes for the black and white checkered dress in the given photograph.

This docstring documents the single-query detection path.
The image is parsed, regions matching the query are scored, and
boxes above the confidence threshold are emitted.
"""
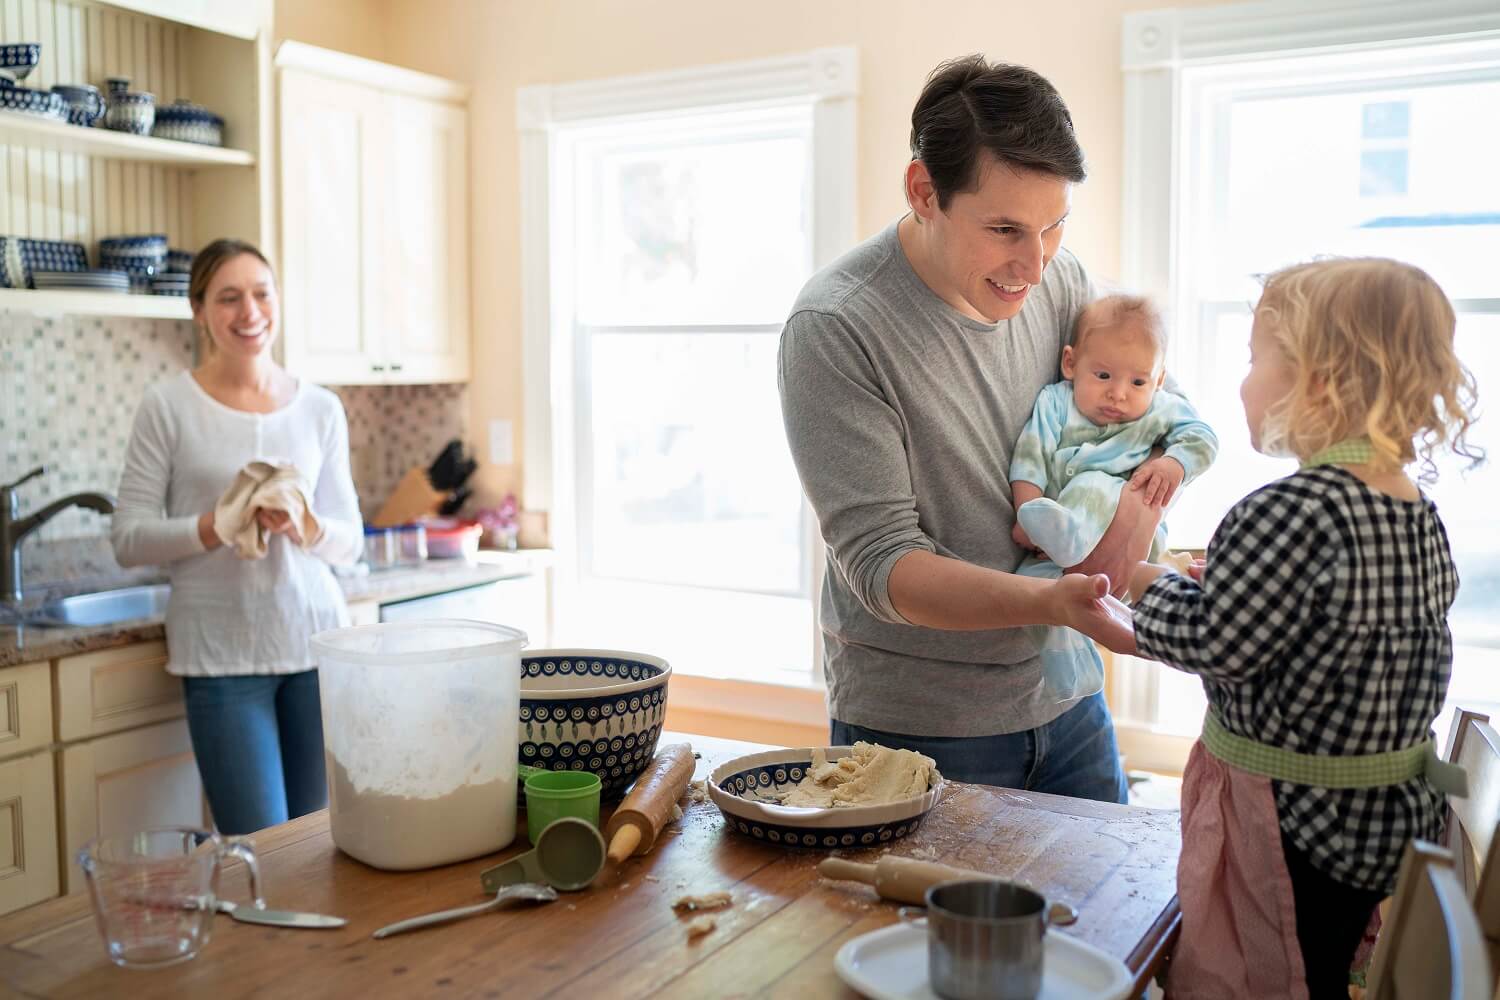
[1134,466,1457,893]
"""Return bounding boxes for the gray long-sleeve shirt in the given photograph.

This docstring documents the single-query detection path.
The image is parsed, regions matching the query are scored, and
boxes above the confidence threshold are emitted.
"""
[777,220,1097,737]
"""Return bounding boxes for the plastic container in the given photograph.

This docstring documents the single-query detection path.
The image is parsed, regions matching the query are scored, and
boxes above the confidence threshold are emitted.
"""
[363,525,398,569]
[396,523,427,565]
[520,767,602,845]
[422,517,483,559]
[310,620,529,870]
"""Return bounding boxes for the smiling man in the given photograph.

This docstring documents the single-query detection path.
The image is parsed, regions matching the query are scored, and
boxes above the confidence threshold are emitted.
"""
[777,56,1152,800]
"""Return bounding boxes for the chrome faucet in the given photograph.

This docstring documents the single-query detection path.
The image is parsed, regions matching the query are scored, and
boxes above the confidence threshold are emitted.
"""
[1,467,116,605]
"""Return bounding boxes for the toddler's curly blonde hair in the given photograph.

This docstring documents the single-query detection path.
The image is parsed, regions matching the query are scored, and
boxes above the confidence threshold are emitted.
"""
[1255,257,1481,481]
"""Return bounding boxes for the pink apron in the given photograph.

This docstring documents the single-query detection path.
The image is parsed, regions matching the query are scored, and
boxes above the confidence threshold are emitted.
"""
[1165,741,1309,999]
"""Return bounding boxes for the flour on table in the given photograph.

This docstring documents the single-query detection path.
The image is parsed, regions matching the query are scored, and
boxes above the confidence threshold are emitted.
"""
[686,915,717,940]
[770,742,939,808]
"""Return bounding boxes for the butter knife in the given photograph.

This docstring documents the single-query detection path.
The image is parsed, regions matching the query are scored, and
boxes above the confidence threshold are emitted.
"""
[216,899,347,929]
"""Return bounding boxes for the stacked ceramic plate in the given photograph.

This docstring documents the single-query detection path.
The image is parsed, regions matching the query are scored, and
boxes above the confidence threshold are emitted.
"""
[149,272,189,296]
[34,269,130,293]
[0,84,66,122]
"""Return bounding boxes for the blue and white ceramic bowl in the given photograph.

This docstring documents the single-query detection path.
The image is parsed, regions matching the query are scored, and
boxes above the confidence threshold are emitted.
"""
[517,648,671,801]
[151,99,224,146]
[165,248,194,274]
[0,44,41,82]
[708,746,945,849]
[0,84,66,121]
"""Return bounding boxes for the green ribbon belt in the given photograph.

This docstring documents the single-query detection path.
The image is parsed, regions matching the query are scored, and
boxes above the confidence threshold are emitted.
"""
[1201,711,1469,797]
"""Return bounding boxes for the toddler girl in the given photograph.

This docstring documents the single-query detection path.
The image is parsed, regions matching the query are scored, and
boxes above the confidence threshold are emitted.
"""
[1126,258,1480,999]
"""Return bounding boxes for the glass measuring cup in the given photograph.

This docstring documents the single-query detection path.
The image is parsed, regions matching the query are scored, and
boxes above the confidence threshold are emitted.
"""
[77,827,263,969]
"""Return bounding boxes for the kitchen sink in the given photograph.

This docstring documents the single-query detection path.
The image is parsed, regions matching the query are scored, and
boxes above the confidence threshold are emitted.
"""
[29,583,170,628]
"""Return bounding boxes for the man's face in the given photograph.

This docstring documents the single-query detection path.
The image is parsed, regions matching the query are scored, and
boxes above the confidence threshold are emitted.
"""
[1061,322,1164,425]
[913,153,1072,323]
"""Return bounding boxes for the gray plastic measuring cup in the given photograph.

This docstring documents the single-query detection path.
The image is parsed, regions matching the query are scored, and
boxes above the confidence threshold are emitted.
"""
[480,816,606,893]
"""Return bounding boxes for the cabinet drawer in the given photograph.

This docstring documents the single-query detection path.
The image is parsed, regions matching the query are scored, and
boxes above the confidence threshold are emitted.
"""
[56,641,184,742]
[0,751,60,916]
[0,660,53,761]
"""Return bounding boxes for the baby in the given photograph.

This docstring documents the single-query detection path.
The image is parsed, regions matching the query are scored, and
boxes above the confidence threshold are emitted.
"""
[1010,295,1218,701]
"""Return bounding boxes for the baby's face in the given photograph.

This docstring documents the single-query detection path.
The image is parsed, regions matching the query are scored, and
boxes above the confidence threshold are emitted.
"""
[1062,321,1165,425]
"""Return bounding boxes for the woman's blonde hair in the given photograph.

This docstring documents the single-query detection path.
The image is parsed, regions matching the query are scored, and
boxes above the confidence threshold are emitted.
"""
[1255,257,1482,481]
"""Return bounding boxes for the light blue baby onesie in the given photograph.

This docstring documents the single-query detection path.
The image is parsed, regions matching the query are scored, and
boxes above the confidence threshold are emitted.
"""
[1009,381,1219,703]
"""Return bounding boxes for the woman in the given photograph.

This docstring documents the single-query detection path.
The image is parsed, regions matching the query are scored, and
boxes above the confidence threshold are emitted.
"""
[112,238,362,835]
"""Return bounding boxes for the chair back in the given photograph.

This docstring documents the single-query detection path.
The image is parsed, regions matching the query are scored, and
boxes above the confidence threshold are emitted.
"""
[1367,841,1493,1000]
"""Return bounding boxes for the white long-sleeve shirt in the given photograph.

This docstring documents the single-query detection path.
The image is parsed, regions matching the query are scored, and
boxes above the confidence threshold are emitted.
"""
[112,370,363,676]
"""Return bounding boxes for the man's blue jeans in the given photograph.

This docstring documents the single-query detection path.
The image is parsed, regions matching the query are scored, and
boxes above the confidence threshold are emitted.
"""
[831,691,1129,803]
[182,670,328,835]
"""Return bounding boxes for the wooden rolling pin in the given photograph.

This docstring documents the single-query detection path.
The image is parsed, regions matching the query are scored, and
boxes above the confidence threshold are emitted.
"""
[820,856,1079,924]
[819,855,999,905]
[604,743,696,863]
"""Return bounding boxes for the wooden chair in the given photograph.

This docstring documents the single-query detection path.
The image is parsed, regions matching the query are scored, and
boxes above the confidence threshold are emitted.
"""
[1446,710,1500,897]
[1366,840,1493,1000]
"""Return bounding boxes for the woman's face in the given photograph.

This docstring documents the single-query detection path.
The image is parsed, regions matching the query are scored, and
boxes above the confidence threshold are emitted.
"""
[1241,309,1298,453]
[194,253,279,360]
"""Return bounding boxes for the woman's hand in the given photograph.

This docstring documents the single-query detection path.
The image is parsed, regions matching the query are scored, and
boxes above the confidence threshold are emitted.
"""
[1052,573,1137,655]
[197,512,222,551]
[255,507,304,546]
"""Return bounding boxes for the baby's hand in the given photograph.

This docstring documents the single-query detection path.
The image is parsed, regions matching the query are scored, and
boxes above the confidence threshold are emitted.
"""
[1011,521,1038,553]
[1130,457,1185,508]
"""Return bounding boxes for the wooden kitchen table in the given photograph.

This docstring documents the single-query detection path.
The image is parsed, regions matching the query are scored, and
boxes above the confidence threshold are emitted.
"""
[0,733,1181,998]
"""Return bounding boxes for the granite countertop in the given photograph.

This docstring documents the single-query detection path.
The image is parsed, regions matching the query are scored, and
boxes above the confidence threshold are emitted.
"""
[0,549,553,669]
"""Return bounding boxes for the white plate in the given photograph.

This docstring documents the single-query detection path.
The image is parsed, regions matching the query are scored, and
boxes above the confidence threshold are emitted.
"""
[834,920,1135,1000]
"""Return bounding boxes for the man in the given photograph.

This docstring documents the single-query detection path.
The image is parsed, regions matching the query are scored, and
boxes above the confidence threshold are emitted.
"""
[777,55,1149,801]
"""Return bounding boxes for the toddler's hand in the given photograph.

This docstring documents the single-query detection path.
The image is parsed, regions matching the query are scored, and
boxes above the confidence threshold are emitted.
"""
[1130,457,1185,508]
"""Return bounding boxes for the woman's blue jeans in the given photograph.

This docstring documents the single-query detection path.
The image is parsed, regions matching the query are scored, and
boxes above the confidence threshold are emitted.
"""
[182,670,328,835]
[831,691,1129,803]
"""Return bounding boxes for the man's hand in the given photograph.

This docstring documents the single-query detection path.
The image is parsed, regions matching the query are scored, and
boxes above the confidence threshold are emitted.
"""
[255,507,304,546]
[1129,456,1186,508]
[1052,573,1137,655]
[1068,484,1162,598]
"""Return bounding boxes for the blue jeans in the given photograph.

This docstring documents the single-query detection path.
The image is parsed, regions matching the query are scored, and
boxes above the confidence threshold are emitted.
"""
[182,670,328,835]
[831,692,1129,803]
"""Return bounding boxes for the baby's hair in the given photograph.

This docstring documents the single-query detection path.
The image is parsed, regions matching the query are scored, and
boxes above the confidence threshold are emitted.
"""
[1255,257,1482,482]
[1072,294,1167,361]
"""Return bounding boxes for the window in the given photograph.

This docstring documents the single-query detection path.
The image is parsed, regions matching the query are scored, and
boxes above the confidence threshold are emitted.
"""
[1119,4,1500,767]
[518,51,857,686]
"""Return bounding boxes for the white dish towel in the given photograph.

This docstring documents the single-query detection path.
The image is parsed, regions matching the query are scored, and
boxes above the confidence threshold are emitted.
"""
[213,460,324,560]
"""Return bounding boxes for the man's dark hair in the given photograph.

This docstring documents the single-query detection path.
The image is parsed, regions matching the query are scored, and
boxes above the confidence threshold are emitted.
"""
[909,54,1086,208]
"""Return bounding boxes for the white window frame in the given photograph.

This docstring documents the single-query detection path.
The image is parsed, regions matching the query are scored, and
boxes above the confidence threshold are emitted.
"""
[1115,0,1500,773]
[517,49,858,683]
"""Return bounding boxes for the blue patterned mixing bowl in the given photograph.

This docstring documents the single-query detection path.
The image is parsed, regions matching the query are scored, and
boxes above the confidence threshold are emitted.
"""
[518,649,671,801]
[709,746,945,849]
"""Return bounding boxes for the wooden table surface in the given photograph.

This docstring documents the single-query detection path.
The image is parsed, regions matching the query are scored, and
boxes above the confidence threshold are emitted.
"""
[0,732,1181,998]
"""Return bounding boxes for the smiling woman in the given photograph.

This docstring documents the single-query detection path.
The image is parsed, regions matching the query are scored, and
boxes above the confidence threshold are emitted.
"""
[110,238,364,836]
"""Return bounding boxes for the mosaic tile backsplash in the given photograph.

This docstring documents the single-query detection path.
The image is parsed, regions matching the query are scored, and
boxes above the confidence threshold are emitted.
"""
[0,311,467,586]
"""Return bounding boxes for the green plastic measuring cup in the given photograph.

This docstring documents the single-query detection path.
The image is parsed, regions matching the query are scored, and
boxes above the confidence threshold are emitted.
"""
[519,765,602,845]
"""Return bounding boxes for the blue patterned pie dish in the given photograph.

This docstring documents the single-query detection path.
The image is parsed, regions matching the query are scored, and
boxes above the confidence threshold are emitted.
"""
[708,746,945,849]
[518,649,671,801]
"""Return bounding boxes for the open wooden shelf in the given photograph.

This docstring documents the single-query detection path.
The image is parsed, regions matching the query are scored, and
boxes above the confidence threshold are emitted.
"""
[0,110,253,167]
[0,288,190,319]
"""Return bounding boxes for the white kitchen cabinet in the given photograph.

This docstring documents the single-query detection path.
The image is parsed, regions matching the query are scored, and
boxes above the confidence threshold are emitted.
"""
[59,718,204,894]
[0,660,53,761]
[55,641,184,743]
[277,43,471,385]
[0,751,59,916]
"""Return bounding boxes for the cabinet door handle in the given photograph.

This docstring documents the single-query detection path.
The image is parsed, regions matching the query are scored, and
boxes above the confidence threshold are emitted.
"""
[389,362,404,372]
[371,363,386,372]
